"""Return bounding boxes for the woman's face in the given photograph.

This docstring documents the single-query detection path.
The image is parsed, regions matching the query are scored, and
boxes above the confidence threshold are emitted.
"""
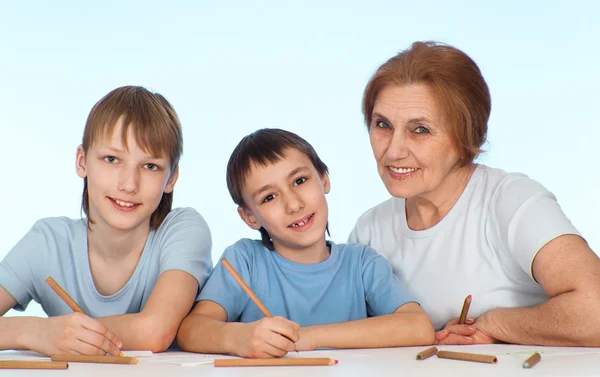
[369,84,465,201]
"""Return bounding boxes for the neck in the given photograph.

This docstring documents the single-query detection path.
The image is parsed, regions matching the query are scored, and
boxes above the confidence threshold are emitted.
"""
[87,220,150,262]
[272,236,330,264]
[405,163,476,230]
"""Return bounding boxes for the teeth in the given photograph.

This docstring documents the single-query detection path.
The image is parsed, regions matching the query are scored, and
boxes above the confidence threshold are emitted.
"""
[389,167,417,174]
[291,214,312,228]
[115,199,135,207]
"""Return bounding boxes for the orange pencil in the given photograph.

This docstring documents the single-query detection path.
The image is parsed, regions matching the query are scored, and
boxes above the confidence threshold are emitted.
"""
[416,346,438,360]
[436,350,497,364]
[45,277,84,313]
[51,355,138,364]
[221,259,272,316]
[214,358,337,367]
[0,361,68,370]
[523,352,541,368]
[458,294,472,325]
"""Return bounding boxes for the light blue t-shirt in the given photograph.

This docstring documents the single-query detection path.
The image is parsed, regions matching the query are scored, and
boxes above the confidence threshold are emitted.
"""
[0,207,213,318]
[198,239,416,326]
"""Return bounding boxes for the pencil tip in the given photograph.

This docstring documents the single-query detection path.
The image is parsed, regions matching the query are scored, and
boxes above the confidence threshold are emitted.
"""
[335,360,339,364]
[467,294,472,299]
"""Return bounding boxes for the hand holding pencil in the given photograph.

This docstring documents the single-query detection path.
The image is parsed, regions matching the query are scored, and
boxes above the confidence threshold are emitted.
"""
[40,277,122,357]
[220,259,300,358]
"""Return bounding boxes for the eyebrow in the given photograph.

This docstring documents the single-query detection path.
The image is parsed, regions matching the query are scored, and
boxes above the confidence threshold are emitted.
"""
[371,112,430,125]
[251,166,310,199]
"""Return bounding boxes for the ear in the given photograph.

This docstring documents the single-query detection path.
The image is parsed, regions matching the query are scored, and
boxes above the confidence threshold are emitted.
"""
[164,166,179,194]
[75,145,87,178]
[237,206,262,231]
[321,172,331,194]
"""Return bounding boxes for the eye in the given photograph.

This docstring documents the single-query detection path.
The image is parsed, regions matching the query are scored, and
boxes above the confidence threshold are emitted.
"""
[144,163,159,171]
[414,126,430,134]
[104,156,118,164]
[293,177,307,186]
[374,120,390,129]
[262,194,275,203]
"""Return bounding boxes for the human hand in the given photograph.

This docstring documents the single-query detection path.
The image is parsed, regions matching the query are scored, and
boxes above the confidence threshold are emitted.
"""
[233,316,299,358]
[29,313,122,356]
[294,327,316,351]
[434,317,476,345]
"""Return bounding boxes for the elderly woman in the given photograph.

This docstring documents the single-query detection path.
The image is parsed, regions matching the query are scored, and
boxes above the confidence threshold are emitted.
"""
[349,41,600,346]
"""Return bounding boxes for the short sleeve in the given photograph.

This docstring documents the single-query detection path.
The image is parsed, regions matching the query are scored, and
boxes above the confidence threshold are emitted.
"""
[491,176,580,279]
[197,241,252,321]
[0,222,48,311]
[361,246,417,316]
[157,208,213,289]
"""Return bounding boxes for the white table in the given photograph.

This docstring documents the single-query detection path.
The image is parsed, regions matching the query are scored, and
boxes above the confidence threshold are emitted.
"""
[2,345,600,377]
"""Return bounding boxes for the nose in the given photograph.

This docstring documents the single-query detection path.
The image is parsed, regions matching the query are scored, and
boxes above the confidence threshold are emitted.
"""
[385,129,410,161]
[118,165,140,194]
[285,190,304,214]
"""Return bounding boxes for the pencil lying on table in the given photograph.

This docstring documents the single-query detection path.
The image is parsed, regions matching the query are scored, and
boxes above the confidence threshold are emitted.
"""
[221,259,297,351]
[436,350,497,364]
[45,276,123,357]
[0,361,68,370]
[522,352,541,368]
[214,358,338,367]
[416,347,438,360]
[458,294,472,325]
[51,355,138,364]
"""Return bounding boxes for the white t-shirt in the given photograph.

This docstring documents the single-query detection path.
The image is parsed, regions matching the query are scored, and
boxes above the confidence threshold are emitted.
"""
[349,164,581,330]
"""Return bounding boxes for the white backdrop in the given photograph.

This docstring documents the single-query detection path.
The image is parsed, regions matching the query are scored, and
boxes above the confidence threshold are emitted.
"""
[1,1,598,318]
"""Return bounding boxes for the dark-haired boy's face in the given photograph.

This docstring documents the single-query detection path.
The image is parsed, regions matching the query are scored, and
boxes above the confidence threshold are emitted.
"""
[238,148,330,253]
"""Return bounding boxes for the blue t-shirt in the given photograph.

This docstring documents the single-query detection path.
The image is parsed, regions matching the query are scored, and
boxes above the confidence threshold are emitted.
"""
[198,239,416,326]
[0,207,213,317]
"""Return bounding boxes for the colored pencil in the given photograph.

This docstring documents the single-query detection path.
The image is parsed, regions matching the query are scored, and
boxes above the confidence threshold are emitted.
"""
[458,294,472,325]
[221,259,272,316]
[436,350,497,364]
[416,346,438,360]
[0,361,68,369]
[523,352,541,368]
[214,358,337,367]
[45,277,84,313]
[51,355,138,364]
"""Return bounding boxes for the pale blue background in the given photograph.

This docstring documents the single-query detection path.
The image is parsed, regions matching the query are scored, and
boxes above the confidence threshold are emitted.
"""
[1,1,598,318]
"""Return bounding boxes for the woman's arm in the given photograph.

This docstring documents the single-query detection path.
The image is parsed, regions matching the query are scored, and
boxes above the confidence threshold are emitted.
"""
[297,302,434,350]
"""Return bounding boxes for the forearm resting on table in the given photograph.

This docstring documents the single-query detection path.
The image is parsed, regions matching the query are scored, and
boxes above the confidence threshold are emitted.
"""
[302,310,435,349]
[0,316,43,350]
[99,311,180,352]
[177,312,241,354]
[483,289,600,346]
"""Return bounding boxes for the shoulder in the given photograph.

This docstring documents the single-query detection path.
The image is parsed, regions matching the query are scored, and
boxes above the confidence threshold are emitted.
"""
[29,216,86,241]
[335,242,383,265]
[159,207,210,230]
[353,197,400,230]
[220,238,268,271]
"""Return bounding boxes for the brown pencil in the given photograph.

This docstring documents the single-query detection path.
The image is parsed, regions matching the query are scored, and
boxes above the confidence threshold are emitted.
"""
[436,350,497,364]
[416,346,438,360]
[0,361,68,370]
[51,355,138,364]
[458,294,472,325]
[214,358,337,367]
[221,259,272,316]
[523,352,541,368]
[45,277,84,313]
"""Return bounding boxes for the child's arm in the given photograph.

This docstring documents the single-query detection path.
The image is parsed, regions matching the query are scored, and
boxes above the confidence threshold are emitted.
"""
[296,302,434,350]
[97,270,197,352]
[0,286,121,355]
[177,300,299,358]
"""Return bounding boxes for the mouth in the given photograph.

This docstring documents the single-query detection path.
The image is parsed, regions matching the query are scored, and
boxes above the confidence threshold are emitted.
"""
[386,166,419,178]
[108,197,141,212]
[288,213,315,229]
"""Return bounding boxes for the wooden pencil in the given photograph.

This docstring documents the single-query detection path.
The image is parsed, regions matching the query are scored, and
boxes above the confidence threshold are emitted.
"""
[214,358,338,367]
[0,361,68,370]
[45,277,84,313]
[51,355,138,364]
[221,259,272,316]
[436,350,497,364]
[416,346,438,360]
[523,352,541,368]
[458,294,472,325]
